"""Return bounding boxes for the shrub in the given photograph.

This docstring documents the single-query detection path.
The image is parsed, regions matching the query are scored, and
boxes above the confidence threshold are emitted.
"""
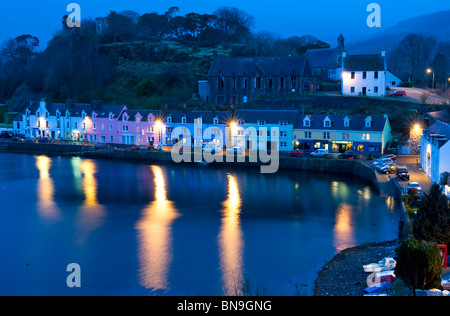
[395,238,442,294]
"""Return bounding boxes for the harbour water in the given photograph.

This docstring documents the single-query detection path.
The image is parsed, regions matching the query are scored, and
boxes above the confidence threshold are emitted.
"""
[0,153,399,296]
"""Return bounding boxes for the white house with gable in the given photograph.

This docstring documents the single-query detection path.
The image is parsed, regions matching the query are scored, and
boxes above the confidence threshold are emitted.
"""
[341,50,387,97]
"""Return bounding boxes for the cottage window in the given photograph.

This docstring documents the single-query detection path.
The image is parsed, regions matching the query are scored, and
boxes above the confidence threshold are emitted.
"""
[123,126,129,132]
[324,120,331,128]
[109,114,113,120]
[109,124,113,131]
[363,72,367,79]
[182,117,187,124]
[93,123,96,130]
[351,72,355,79]
[374,71,379,79]
[304,120,310,127]
[256,77,262,89]
[374,86,378,93]
[243,77,248,89]
[136,117,141,123]
[110,136,114,142]
[214,118,219,125]
[258,120,266,126]
[268,77,273,89]
[351,87,355,93]
[167,117,172,124]
[218,77,225,89]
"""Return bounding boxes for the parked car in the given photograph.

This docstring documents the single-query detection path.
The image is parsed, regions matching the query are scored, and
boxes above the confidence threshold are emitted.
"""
[372,158,393,168]
[38,137,50,143]
[11,135,25,142]
[396,166,410,181]
[406,182,423,195]
[339,152,357,159]
[379,154,396,160]
[0,131,13,139]
[378,163,397,174]
[442,272,450,290]
[288,149,303,157]
[226,147,243,155]
[203,144,221,154]
[390,90,406,96]
[24,137,37,143]
[311,149,328,158]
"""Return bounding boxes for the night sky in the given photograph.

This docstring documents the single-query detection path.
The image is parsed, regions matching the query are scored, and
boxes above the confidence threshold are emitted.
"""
[1,0,450,49]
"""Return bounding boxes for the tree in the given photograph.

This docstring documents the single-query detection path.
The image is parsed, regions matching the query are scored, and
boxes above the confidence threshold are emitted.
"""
[413,183,450,244]
[395,238,442,294]
[214,7,254,43]
[389,34,436,85]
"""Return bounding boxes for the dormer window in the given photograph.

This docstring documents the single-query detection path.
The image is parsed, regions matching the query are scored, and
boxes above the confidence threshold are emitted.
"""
[280,121,287,126]
[182,117,187,124]
[323,116,332,128]
[37,112,40,118]
[303,118,311,127]
[344,117,351,127]
[136,116,141,123]
[365,117,372,128]
[258,120,266,126]
[109,113,113,120]
[92,113,96,119]
[123,115,128,122]
[167,116,172,124]
[56,112,60,119]
[214,117,219,125]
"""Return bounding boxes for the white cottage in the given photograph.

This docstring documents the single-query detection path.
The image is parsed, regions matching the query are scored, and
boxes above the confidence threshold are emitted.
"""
[420,121,450,195]
[341,50,387,97]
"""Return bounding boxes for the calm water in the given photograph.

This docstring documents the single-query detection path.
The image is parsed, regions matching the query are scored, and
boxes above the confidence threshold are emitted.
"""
[0,153,399,296]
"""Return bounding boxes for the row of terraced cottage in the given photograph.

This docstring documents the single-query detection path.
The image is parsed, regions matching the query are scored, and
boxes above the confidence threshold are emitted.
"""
[12,100,392,155]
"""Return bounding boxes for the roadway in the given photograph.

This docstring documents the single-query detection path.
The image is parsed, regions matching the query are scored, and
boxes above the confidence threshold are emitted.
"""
[389,87,449,105]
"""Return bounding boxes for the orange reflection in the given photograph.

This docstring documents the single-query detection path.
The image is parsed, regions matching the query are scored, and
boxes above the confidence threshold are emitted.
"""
[219,174,244,296]
[136,166,180,291]
[76,159,106,244]
[36,156,61,221]
[333,203,355,252]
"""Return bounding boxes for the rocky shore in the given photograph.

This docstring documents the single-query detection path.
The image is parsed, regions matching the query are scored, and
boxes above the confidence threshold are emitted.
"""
[314,240,403,296]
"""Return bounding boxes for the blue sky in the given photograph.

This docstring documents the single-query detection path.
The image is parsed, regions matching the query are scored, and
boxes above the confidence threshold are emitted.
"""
[1,0,450,49]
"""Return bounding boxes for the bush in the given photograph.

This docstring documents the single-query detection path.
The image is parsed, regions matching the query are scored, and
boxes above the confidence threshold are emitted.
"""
[395,238,442,294]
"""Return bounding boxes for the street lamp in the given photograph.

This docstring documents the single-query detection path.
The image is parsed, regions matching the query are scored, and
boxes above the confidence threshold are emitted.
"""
[446,76,450,105]
[426,68,435,90]
[155,120,162,150]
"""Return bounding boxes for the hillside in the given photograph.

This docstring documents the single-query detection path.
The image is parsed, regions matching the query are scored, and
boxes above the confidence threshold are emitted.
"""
[346,10,450,54]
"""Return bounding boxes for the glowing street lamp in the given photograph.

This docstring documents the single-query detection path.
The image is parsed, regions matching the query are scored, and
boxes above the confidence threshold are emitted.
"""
[155,120,163,150]
[426,68,435,90]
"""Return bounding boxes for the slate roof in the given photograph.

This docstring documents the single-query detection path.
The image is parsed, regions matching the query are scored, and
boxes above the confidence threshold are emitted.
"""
[343,54,386,71]
[305,48,339,69]
[92,104,126,118]
[208,56,309,77]
[294,114,389,131]
[234,110,299,124]
[423,110,450,124]
[424,120,450,148]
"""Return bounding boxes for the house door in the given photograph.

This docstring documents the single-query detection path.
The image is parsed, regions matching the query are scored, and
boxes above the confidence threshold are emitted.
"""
[362,87,367,95]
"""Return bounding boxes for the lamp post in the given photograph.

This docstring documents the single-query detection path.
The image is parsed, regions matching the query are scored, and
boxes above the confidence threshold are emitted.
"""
[427,68,435,90]
[446,76,450,105]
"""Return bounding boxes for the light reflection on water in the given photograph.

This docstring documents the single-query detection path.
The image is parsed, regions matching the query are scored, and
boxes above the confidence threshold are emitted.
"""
[1,154,401,296]
[136,166,180,292]
[218,173,244,296]
[36,155,61,222]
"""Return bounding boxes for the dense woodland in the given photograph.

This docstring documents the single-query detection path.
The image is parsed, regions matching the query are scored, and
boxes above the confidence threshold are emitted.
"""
[0,6,449,111]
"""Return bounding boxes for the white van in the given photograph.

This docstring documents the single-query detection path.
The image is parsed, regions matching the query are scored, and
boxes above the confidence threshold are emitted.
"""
[311,148,328,158]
